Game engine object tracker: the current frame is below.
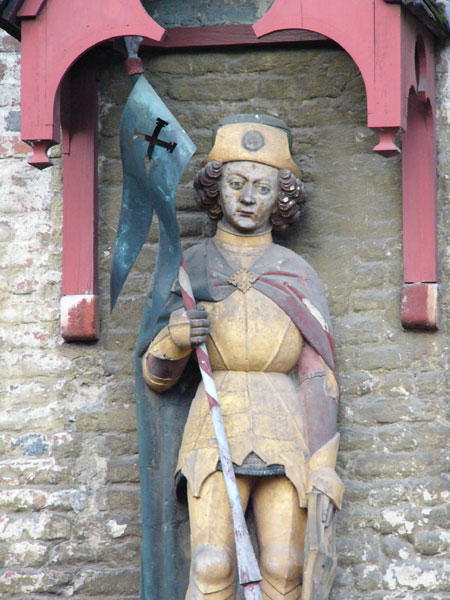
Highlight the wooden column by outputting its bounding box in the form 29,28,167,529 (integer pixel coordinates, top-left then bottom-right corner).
60,59,99,340
401,92,438,329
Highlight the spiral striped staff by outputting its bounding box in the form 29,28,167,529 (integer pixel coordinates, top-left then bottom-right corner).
178,255,263,599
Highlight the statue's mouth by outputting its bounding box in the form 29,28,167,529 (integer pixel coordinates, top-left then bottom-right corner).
238,210,254,217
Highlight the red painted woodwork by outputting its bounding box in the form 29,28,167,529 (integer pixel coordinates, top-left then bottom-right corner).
17,0,164,340
17,0,45,17
401,283,439,330
16,0,440,336
254,0,409,139
141,24,327,49
60,57,99,340
61,294,100,341
253,0,439,330
61,58,98,298
402,85,436,284
19,0,164,168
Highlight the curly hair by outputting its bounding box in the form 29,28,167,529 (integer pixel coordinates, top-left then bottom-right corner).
193,160,306,233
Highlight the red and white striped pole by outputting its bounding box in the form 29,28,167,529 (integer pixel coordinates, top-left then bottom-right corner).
178,255,263,600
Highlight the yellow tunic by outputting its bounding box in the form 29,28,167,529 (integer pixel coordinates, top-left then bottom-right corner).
174,227,310,506
144,226,344,509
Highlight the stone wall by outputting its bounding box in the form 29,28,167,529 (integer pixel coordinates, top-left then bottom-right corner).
0,25,449,600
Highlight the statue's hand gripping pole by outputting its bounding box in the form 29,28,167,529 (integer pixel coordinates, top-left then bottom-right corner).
178,256,263,600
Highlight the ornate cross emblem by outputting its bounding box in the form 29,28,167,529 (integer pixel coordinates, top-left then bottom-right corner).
228,269,259,293
134,117,177,160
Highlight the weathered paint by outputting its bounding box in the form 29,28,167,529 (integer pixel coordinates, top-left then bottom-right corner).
401,283,439,330
60,294,100,341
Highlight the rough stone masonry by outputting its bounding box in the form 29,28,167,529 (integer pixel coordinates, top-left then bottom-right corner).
0,15,449,600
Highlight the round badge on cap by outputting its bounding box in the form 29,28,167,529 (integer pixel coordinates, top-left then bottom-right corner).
242,130,265,152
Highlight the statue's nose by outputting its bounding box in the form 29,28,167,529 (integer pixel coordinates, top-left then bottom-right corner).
240,184,255,205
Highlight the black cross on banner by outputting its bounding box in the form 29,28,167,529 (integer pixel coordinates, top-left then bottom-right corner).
134,117,177,160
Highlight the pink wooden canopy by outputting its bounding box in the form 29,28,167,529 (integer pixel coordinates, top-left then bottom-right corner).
15,0,440,338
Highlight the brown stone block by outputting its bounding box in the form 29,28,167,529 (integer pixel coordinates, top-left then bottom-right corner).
107,486,141,512
353,563,383,592
99,105,124,138
0,460,74,486
5,540,49,567
227,49,317,74
100,77,134,106
339,426,377,453
336,508,379,533
339,480,372,504
100,541,140,567
337,533,379,567
98,133,120,159
0,569,72,594
413,530,450,556
427,505,450,529
149,52,225,76
48,540,99,565
259,76,309,101
76,405,136,434
100,351,136,377
40,515,73,541
168,77,258,102
100,433,138,457
351,452,431,481
355,345,411,371
381,534,414,559
99,157,123,186
99,380,136,406
347,397,406,425
73,567,139,595
107,455,140,484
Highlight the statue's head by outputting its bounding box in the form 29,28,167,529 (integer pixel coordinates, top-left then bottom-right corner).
194,114,306,234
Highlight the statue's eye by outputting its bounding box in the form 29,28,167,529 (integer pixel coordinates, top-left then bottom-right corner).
229,180,244,190
257,185,270,194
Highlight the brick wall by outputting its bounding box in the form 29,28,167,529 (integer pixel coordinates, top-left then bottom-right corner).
0,28,449,600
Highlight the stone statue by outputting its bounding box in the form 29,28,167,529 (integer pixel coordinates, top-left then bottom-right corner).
139,115,343,600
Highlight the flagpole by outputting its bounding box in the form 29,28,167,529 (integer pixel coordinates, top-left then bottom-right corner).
178,256,263,599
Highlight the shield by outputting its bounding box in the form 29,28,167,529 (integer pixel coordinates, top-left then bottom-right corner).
302,492,338,600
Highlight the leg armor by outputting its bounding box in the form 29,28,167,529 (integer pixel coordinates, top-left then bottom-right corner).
253,476,307,600
186,472,252,600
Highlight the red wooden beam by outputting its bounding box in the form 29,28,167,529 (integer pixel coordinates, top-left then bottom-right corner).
400,23,438,330
17,0,45,17
60,58,99,341
142,24,327,49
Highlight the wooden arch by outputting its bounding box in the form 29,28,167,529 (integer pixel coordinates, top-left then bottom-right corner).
254,0,439,331
15,0,440,339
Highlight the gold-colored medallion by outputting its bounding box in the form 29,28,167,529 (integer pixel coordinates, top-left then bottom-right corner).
228,269,259,293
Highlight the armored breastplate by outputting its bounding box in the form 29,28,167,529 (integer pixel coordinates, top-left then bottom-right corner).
204,286,304,372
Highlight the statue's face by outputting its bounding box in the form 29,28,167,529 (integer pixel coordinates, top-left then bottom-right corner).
219,161,279,235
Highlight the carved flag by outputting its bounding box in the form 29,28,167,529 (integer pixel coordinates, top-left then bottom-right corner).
110,75,196,341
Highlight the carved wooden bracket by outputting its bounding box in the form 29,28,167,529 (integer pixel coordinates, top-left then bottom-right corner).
17,0,164,340
254,0,439,330
16,0,440,339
